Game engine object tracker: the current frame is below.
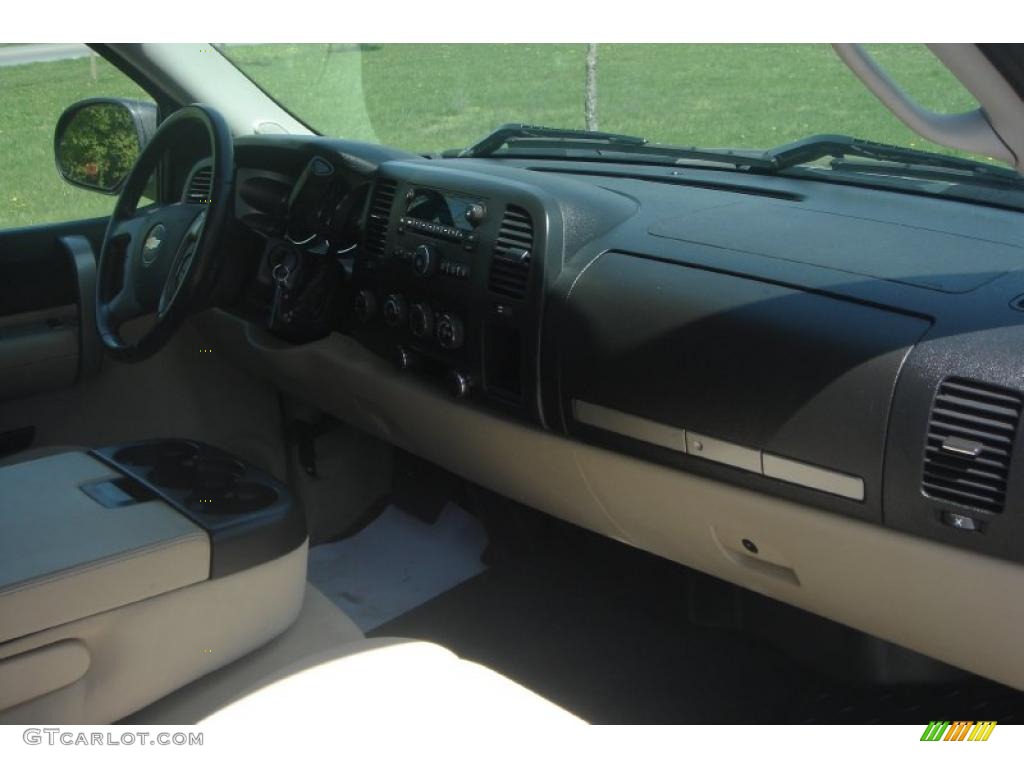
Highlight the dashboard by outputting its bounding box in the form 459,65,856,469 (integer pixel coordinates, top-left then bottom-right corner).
200,133,1024,571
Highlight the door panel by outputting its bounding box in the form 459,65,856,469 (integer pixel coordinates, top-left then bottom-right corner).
0,218,107,404
0,304,79,401
0,217,106,317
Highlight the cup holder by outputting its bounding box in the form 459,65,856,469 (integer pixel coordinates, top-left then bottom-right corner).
188,481,279,515
108,440,281,516
114,440,202,490
114,440,200,469
194,456,247,495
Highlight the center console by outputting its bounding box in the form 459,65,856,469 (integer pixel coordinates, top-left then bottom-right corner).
0,441,307,723
91,439,304,577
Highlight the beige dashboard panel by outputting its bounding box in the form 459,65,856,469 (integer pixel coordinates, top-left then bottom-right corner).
196,310,1024,690
195,310,626,542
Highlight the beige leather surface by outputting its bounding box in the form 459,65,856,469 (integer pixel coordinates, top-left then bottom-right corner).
0,451,209,644
0,640,90,711
200,639,582,726
0,541,308,724
126,583,364,724
196,308,1024,690
0,317,288,481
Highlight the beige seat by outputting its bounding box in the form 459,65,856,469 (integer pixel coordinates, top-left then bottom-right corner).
200,638,583,726
128,585,580,725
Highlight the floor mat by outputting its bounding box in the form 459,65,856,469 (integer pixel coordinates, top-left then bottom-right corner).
371,514,1024,724
307,502,487,632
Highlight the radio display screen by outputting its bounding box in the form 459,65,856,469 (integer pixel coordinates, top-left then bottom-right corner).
405,187,480,232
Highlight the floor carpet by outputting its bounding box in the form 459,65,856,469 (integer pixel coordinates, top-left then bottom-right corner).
370,512,1024,724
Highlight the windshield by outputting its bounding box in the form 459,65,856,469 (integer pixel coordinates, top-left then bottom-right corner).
218,43,1024,203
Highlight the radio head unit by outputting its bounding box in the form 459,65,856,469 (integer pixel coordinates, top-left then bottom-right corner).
405,187,486,233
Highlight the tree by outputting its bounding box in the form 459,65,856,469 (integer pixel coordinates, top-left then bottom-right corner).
585,44,599,131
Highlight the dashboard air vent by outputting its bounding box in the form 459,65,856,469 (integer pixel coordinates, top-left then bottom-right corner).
488,205,534,300
184,164,212,204
364,178,397,257
922,378,1022,514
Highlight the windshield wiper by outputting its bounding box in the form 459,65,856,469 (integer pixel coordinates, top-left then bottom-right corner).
763,134,1023,184
448,123,776,169
453,123,647,157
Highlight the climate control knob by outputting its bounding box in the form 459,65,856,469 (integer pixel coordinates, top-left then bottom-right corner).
382,293,407,327
436,312,465,350
412,244,439,278
353,290,377,323
409,302,435,339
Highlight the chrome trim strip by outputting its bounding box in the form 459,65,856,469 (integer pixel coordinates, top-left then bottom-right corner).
762,454,865,501
573,400,686,453
572,400,865,501
685,432,763,473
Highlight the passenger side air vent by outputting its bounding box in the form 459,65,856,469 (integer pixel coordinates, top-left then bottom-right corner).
364,178,397,257
922,378,1022,514
488,205,534,300
183,164,212,204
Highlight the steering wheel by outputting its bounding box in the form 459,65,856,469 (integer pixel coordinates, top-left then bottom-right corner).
96,104,234,362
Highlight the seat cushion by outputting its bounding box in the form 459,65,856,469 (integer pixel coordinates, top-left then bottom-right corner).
200,638,582,725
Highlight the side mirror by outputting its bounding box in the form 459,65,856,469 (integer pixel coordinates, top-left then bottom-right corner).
54,98,158,195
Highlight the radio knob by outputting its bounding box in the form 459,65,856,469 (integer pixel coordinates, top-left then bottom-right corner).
353,290,376,323
448,370,474,399
436,312,465,350
409,302,435,339
465,203,486,226
412,244,439,278
382,294,407,327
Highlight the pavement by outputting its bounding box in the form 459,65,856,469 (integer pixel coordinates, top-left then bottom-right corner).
0,43,92,68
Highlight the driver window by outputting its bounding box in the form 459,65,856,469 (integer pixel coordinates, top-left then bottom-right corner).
0,46,151,231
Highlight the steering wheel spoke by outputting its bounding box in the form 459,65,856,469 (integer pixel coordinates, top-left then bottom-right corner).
107,283,143,325
159,242,198,317
107,214,147,244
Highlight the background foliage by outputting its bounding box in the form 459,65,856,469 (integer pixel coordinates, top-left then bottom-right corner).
57,102,139,191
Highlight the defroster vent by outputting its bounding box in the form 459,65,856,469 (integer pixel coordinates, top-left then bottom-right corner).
364,178,397,257
488,205,534,300
922,378,1022,514
184,164,212,204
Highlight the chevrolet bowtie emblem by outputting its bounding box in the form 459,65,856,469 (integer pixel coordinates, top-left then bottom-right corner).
141,224,166,266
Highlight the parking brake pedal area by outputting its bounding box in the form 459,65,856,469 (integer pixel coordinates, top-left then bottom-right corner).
307,503,488,631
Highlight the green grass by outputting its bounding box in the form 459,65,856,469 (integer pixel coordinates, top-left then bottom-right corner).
224,43,979,153
0,44,989,231
0,53,146,229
